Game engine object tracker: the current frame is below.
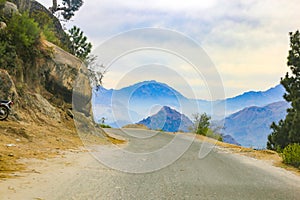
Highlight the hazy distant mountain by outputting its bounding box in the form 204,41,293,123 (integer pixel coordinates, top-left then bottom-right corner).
92,80,285,128
138,106,193,132
222,101,290,148
221,84,285,113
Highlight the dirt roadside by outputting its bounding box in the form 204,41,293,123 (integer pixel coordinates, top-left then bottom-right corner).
0,118,120,179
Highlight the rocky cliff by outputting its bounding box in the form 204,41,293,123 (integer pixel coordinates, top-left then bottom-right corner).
0,1,92,122
0,1,105,178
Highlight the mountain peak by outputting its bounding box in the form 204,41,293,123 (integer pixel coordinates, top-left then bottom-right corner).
138,106,193,132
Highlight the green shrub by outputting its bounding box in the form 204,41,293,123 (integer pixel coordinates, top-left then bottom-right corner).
206,129,223,141
282,143,300,168
99,124,111,128
7,12,40,50
30,11,61,46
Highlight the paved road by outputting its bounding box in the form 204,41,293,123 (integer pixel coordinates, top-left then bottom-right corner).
1,128,300,199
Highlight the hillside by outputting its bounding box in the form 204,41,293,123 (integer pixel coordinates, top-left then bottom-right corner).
0,1,107,178
138,106,193,132
222,101,290,148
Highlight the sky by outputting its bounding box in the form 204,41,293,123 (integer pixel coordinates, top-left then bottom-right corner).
38,0,300,100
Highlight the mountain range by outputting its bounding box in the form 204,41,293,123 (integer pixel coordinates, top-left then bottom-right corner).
92,80,287,148
221,101,290,148
93,80,285,126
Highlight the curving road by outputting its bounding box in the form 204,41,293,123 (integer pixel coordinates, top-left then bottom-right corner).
1,128,300,200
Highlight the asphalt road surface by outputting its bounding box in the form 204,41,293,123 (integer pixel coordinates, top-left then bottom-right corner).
1,128,300,200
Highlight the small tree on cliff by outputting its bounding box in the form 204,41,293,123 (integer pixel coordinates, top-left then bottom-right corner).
68,25,92,60
267,30,300,151
50,0,83,20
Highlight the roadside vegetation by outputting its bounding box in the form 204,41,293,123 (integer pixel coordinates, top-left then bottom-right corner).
122,124,149,129
190,113,223,141
98,124,112,128
267,30,300,169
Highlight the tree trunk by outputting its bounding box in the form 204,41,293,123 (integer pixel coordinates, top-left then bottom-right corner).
50,0,57,13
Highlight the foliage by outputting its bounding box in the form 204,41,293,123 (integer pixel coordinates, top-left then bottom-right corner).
0,32,18,75
99,124,111,128
267,30,300,151
30,11,61,46
192,113,211,136
282,143,300,168
7,12,40,49
0,0,5,6
68,26,92,60
50,0,83,20
0,12,42,79
86,55,106,90
206,129,223,141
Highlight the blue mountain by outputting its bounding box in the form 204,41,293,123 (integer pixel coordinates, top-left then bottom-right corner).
93,81,285,126
222,101,290,148
138,106,193,132
221,84,285,113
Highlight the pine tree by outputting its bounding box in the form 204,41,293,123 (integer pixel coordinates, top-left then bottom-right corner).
267,31,300,151
68,26,92,60
50,0,83,20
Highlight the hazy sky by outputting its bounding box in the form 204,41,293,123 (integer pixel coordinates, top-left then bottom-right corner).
38,0,300,99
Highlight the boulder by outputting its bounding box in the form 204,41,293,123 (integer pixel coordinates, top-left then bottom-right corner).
41,40,92,116
0,69,18,101
1,1,19,17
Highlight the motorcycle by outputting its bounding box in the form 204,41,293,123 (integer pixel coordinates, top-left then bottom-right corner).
0,100,13,121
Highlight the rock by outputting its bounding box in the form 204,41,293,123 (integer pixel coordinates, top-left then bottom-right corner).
6,144,17,147
0,69,18,101
67,109,74,118
1,1,19,17
0,21,6,29
41,40,92,116
27,93,61,121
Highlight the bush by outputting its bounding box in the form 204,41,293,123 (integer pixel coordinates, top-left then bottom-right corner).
192,113,211,136
206,129,223,141
7,12,40,49
30,11,61,46
282,143,300,168
99,124,111,128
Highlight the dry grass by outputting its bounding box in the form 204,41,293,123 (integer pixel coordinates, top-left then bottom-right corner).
122,124,149,130
0,117,116,179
